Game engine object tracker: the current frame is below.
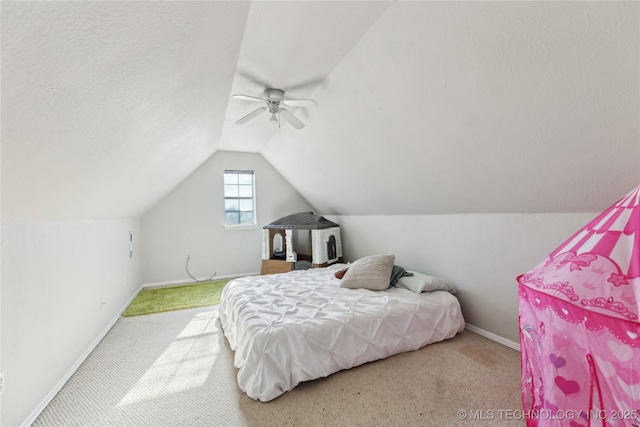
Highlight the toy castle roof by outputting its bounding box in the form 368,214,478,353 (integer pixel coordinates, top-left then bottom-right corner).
263,212,340,230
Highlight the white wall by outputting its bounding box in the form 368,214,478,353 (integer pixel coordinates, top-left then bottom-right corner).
328,212,597,343
1,219,142,427
0,117,3,424
142,151,316,284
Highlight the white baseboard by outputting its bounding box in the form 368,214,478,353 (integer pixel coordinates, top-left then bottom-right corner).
142,272,259,289
464,323,521,352
20,289,140,427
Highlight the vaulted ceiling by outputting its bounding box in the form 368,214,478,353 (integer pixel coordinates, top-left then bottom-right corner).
2,1,638,221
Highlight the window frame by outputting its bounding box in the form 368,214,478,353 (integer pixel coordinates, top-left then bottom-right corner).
223,169,257,230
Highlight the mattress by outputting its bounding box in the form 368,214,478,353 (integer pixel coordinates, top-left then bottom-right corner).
218,264,465,401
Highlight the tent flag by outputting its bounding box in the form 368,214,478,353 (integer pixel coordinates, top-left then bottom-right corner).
518,185,640,427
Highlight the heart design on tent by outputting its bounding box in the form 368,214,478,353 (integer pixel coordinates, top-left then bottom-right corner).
613,363,639,386
549,353,566,368
599,359,616,378
555,375,580,395
617,377,636,396
607,339,634,362
627,331,638,340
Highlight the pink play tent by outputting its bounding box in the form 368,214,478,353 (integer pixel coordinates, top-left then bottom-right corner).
518,185,640,427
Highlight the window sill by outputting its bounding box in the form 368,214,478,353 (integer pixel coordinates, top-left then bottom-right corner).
224,224,258,231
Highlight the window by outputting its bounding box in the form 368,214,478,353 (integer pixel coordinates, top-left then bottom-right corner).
224,170,256,227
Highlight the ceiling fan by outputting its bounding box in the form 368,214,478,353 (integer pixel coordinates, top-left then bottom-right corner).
232,88,317,129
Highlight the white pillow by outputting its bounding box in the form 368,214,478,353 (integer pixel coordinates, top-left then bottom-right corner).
340,254,395,291
396,272,457,294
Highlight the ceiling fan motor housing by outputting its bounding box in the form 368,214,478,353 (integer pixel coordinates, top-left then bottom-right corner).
265,88,284,102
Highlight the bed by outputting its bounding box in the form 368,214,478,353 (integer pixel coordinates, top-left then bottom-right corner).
218,263,465,401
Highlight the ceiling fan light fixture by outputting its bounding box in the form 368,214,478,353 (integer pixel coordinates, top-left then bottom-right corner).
269,112,278,122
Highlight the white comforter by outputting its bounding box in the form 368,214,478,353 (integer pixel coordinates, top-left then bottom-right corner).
219,264,465,401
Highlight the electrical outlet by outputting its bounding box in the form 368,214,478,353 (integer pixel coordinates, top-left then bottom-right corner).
128,232,133,259
0,370,5,395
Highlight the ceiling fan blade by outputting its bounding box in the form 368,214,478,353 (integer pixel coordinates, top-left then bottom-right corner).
238,70,272,88
282,99,318,107
279,108,305,129
232,94,267,103
285,76,325,92
236,107,267,125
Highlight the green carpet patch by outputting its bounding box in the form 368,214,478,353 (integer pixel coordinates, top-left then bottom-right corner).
123,279,230,317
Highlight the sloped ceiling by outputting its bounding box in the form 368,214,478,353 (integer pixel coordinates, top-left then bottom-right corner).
2,1,251,220
2,1,639,221
261,1,640,215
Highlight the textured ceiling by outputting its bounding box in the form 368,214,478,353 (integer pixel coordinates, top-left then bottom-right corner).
2,1,639,220
2,1,251,220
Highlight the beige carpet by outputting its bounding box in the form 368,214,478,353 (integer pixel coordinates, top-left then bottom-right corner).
33,305,524,426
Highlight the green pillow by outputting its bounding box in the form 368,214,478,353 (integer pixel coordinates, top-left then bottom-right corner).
389,265,413,287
